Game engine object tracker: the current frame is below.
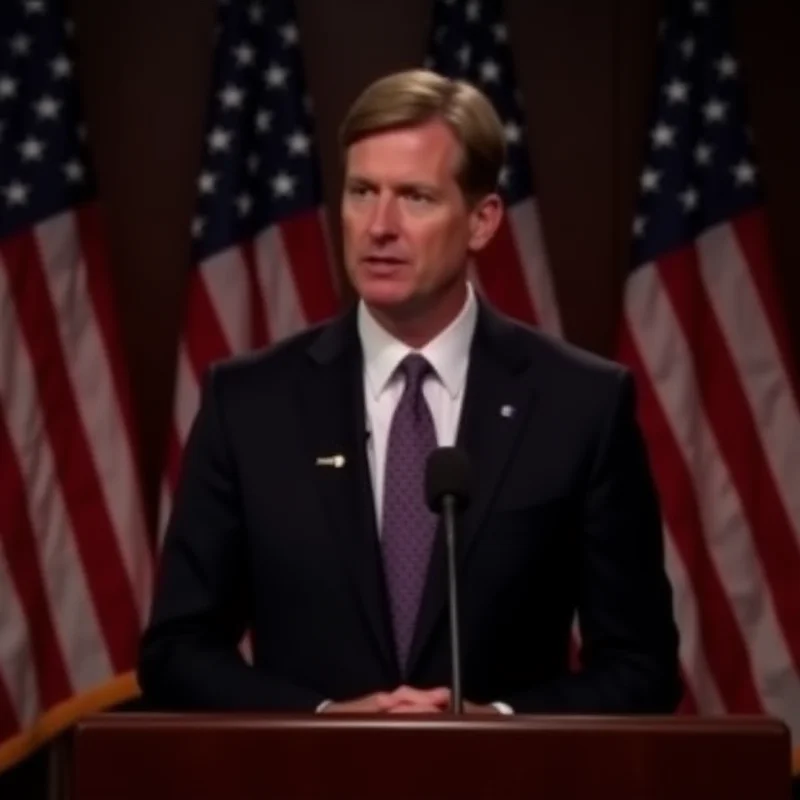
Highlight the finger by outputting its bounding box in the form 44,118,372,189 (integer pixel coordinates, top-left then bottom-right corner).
370,692,391,710
375,691,409,711
425,687,451,706
390,686,450,707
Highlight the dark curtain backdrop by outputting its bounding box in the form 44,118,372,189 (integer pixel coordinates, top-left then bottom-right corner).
3,0,800,795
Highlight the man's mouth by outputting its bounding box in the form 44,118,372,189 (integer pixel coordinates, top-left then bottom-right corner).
362,255,407,264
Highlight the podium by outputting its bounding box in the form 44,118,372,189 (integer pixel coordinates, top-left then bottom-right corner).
67,713,790,799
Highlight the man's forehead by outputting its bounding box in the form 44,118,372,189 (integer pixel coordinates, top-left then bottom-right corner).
345,121,462,176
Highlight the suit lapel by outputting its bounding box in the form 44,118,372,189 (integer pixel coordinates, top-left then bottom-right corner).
297,310,398,679
407,305,538,675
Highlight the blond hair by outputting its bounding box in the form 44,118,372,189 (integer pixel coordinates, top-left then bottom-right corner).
339,69,506,201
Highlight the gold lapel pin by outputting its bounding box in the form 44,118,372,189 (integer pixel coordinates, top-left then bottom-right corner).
315,454,346,468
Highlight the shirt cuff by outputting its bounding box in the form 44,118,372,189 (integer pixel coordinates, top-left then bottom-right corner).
491,701,514,715
316,699,332,713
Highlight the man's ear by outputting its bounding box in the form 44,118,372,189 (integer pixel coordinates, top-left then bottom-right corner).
467,193,504,253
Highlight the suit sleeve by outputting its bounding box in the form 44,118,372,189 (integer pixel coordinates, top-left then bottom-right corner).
137,366,326,711
501,371,682,713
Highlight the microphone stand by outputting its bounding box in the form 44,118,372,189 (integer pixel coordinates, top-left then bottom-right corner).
442,494,463,714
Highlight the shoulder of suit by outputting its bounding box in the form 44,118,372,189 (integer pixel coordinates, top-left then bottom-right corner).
203,313,344,390
488,309,629,387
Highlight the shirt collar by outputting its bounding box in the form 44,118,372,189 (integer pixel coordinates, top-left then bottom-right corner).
358,283,478,401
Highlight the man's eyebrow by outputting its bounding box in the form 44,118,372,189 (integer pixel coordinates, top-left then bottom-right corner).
343,176,442,195
395,181,439,193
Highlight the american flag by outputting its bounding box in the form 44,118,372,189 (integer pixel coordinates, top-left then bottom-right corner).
425,0,560,334
0,0,153,771
617,0,800,741
161,0,339,531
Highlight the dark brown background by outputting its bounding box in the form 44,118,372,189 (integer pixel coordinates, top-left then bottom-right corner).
3,0,800,795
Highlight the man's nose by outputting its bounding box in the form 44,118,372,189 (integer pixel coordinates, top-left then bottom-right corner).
367,194,399,240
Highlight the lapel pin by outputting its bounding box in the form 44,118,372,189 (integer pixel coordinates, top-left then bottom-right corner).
316,454,346,468
500,404,515,419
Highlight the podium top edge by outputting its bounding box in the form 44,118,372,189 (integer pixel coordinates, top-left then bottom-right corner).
74,712,789,738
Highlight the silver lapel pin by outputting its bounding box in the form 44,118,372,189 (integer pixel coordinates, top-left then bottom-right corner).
500,404,515,419
315,454,346,468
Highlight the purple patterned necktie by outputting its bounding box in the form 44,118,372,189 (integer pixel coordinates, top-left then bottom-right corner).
381,353,439,672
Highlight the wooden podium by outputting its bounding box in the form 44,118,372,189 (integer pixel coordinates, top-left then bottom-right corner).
67,713,790,799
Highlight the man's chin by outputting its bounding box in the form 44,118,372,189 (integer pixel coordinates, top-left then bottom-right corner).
358,283,415,312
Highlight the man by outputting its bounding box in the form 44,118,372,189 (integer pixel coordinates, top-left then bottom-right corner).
138,69,681,715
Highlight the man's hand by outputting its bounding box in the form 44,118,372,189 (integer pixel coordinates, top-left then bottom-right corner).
384,692,502,714
384,686,450,713
321,686,450,714
320,688,503,714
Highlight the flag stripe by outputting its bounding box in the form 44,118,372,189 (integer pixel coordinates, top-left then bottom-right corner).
662,525,725,714
174,347,202,447
0,625,21,737
75,203,152,580
626,259,800,726
698,222,800,546
0,409,67,714
74,204,143,476
241,239,270,346
277,208,338,323
0,546,24,734
35,212,152,623
255,225,309,343
0,248,113,705
167,270,236,537
506,199,561,335
0,230,139,674
162,346,202,537
619,307,763,711
184,270,235,382
165,423,185,497
473,215,538,323
733,210,800,403
199,249,256,356
661,243,800,675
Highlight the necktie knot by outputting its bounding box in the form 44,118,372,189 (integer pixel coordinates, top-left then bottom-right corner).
398,353,432,395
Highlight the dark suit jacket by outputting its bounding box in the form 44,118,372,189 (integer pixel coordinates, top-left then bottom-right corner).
138,302,681,713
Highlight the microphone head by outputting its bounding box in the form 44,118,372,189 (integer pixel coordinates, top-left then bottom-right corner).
425,447,471,513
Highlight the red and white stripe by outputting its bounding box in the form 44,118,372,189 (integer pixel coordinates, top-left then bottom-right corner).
160,210,338,538
471,197,561,335
0,204,153,761
619,209,800,741
662,526,726,715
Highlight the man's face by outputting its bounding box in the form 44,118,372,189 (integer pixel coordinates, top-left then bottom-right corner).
341,118,499,317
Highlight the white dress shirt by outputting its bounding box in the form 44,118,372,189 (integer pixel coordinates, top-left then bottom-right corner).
358,284,477,529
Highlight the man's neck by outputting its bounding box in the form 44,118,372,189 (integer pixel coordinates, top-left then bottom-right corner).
365,282,469,350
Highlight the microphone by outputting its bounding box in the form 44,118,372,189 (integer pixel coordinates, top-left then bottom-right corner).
425,446,471,714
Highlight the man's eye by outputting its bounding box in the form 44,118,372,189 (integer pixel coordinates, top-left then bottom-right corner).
405,191,432,204
347,185,371,197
